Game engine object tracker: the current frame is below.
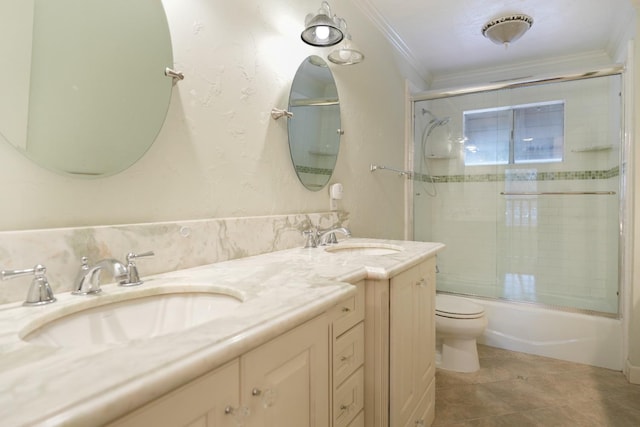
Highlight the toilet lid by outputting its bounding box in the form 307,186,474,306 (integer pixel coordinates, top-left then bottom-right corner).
436,294,485,319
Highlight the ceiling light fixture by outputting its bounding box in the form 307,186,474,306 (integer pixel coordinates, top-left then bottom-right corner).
301,1,344,47
328,18,365,65
482,14,533,48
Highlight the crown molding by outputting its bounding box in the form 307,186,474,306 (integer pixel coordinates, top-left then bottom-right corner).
351,0,634,90
351,0,432,86
606,2,636,63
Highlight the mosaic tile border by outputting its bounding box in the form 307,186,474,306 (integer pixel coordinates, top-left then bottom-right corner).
295,165,333,176
414,166,619,183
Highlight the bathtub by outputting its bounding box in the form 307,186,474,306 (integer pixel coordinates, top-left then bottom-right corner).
464,297,624,370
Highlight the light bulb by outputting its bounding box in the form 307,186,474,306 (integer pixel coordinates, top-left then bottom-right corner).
315,25,330,40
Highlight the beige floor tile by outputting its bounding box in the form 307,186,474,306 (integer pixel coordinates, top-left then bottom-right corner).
568,399,640,426
435,345,640,427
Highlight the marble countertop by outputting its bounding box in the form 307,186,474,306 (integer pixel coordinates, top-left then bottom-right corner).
0,238,444,426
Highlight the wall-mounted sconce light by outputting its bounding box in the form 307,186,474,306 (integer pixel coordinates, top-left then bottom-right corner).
301,1,344,47
328,18,364,65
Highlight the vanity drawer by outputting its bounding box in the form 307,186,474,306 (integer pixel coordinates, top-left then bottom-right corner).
332,281,364,337
333,322,364,386
333,367,364,427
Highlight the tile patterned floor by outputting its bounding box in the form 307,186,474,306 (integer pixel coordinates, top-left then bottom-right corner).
434,345,640,426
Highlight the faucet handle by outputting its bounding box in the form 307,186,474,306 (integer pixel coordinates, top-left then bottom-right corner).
128,251,155,260
120,251,155,287
325,232,337,244
1,264,56,306
302,229,318,248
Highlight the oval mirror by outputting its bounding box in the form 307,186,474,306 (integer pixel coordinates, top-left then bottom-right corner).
288,55,341,191
0,0,174,177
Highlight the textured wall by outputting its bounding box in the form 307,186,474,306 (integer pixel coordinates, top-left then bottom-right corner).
0,0,415,239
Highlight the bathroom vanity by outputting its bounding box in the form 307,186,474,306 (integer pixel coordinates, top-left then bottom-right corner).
109,281,366,427
365,257,436,427
110,312,332,427
0,238,443,426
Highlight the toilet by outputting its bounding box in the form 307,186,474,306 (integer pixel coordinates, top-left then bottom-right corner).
435,294,488,373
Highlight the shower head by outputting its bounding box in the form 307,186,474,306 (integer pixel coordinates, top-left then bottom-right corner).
436,116,450,126
421,108,450,126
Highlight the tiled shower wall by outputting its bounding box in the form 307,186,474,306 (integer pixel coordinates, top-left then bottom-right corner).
419,176,619,313
414,74,621,314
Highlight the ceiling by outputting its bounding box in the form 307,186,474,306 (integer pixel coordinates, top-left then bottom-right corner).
355,0,635,86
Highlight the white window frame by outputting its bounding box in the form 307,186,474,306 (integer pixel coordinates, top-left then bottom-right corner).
463,100,565,166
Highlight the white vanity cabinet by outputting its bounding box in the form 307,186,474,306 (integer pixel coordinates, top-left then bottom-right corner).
0,238,444,427
109,312,330,427
329,280,365,427
364,257,436,427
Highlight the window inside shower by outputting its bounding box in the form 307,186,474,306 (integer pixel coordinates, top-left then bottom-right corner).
464,101,565,166
413,74,622,315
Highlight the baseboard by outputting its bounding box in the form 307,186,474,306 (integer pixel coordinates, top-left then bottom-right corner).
625,359,640,384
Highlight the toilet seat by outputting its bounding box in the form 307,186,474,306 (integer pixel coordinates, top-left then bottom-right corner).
436,294,484,319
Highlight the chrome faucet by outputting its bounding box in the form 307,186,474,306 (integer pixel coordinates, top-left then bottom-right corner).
303,227,351,248
72,257,128,295
73,251,155,295
318,227,351,245
1,264,56,306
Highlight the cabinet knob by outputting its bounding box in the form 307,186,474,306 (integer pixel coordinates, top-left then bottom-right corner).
224,405,249,415
416,278,426,287
252,387,277,408
340,402,354,414
341,306,351,312
224,406,250,426
415,419,426,426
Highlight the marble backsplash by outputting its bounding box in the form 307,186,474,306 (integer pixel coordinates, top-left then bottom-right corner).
0,211,349,305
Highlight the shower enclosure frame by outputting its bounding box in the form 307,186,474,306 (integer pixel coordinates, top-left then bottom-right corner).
407,64,629,315
405,65,632,370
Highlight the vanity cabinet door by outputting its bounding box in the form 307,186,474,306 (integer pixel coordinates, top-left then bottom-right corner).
108,359,240,427
389,258,436,427
242,313,330,427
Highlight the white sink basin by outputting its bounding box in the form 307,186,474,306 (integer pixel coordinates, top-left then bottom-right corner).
324,243,404,256
22,291,242,347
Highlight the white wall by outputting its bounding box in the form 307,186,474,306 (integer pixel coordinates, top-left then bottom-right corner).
0,0,32,151
0,0,417,239
629,0,640,382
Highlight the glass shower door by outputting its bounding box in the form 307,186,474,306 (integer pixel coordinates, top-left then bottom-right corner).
413,73,622,315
